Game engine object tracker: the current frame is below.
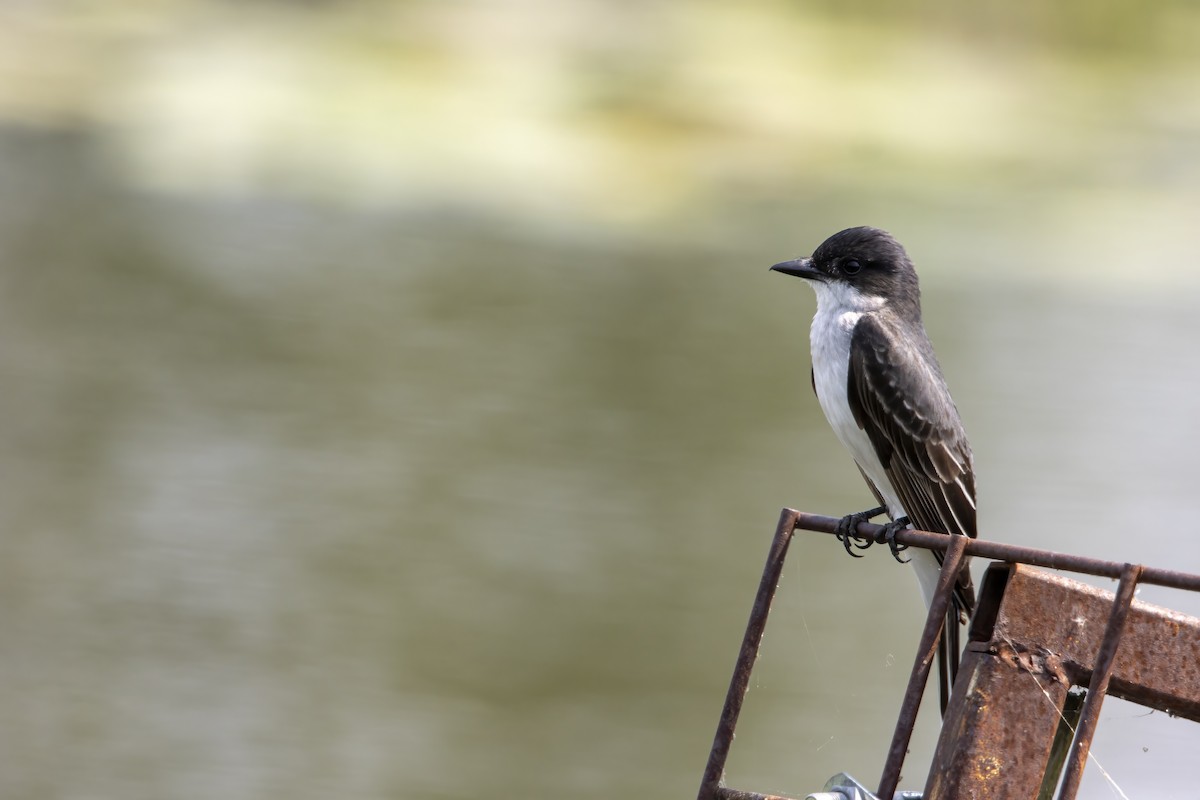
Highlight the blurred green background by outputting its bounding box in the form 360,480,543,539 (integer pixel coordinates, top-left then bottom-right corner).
2,1,1199,798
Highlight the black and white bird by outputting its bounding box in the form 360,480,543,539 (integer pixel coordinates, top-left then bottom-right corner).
771,226,976,708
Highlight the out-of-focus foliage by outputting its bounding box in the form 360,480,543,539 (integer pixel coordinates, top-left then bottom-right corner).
1,0,1198,261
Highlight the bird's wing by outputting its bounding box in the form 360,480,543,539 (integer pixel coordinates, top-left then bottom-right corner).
846,313,977,541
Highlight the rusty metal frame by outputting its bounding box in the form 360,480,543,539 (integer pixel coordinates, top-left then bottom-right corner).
1054,562,1142,799
696,509,1200,800
876,534,967,800
697,508,800,800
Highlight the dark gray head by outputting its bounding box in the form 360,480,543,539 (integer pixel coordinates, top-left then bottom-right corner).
770,226,922,318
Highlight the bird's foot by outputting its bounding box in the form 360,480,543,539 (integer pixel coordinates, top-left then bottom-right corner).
874,516,912,563
834,506,886,558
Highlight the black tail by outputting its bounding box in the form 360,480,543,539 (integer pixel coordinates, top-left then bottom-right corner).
937,596,965,714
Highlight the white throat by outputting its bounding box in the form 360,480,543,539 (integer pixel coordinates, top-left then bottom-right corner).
807,281,887,383
811,279,887,320
805,279,898,507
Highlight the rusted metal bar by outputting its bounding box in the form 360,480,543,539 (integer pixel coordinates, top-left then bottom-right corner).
925,645,1071,799
987,564,1200,721
924,576,1074,798
925,561,1200,797
711,788,798,800
1056,563,1144,800
876,534,967,800
697,509,799,800
1037,690,1085,800
792,511,1200,592
698,511,1200,800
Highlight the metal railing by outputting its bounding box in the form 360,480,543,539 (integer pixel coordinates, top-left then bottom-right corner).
696,509,1200,800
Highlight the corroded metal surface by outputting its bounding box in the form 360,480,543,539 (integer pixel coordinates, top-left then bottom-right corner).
924,646,1070,799
698,510,1200,800
713,789,800,800
990,564,1200,721
794,512,1200,592
927,561,1200,799
1056,564,1143,799
877,534,967,800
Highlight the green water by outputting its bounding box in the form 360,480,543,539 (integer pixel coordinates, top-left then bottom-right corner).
1,130,1197,799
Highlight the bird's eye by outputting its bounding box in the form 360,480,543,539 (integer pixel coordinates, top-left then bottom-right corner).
842,259,862,275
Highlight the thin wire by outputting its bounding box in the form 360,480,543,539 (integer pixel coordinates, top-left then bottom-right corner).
995,631,1131,800
797,592,844,733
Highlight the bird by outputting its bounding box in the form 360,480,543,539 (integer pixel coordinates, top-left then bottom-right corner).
770,226,976,711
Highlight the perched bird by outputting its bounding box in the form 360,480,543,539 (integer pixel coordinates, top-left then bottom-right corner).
771,226,976,709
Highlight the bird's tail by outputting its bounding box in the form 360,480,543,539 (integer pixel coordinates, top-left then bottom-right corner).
915,545,975,714
938,597,965,714
938,569,974,714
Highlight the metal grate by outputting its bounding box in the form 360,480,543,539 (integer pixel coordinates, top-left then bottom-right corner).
696,509,1200,800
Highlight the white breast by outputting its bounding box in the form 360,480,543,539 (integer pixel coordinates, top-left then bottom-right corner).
808,282,906,520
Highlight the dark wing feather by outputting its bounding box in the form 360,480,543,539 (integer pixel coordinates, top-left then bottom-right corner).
847,313,977,609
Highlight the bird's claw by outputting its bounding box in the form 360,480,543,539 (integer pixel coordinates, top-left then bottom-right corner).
874,516,912,563
834,506,886,558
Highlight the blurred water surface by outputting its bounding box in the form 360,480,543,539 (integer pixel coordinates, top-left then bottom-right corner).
1,129,1198,799
1,2,1200,799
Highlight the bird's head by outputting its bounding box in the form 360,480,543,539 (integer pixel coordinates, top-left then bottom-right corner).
770,226,921,315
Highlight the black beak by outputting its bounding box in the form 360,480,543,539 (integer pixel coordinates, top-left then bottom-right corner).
769,257,823,281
